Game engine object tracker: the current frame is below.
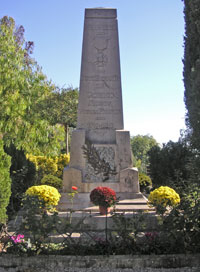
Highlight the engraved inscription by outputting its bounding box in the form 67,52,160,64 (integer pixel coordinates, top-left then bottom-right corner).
80,109,121,114
87,24,116,31
86,122,113,129
88,100,112,107
88,92,119,99
81,75,119,82
96,117,106,121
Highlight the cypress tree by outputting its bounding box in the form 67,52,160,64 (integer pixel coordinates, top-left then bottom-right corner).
183,0,200,149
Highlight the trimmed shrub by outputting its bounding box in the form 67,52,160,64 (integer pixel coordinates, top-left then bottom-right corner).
41,174,62,189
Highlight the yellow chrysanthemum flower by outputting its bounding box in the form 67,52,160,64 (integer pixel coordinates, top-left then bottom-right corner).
148,186,180,210
26,185,61,207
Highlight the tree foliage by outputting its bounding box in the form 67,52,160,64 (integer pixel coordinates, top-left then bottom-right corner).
148,139,193,190
0,139,11,223
0,16,62,155
130,134,158,174
0,16,63,221
39,87,79,153
183,0,200,150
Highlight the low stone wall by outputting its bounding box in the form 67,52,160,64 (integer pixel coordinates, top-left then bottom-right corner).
0,254,200,272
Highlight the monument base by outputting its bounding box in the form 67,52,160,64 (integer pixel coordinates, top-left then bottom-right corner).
63,167,139,193
57,191,147,211
61,128,141,210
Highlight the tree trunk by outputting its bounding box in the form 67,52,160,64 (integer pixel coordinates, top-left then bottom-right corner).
65,124,69,154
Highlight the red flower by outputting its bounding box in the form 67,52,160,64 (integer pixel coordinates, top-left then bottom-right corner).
90,186,117,207
72,186,78,191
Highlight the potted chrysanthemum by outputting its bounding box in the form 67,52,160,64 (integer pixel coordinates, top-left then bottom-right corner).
25,185,61,213
90,186,117,215
148,186,180,215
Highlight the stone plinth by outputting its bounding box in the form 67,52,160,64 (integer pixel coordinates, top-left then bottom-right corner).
61,8,140,210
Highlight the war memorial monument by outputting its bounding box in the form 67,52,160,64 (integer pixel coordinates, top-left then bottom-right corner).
60,8,146,210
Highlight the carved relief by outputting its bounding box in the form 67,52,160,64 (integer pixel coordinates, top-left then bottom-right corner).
93,37,109,68
84,145,117,182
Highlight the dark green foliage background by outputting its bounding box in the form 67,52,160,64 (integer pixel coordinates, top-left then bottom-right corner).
0,140,11,223
183,0,200,150
4,145,36,218
148,139,193,190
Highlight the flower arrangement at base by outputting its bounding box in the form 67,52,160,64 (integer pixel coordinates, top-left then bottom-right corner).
90,186,117,214
25,185,61,210
148,186,180,215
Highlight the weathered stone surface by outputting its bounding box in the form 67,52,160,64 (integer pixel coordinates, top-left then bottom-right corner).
0,254,200,272
62,8,140,206
63,167,82,192
58,192,148,211
120,168,140,193
77,8,123,130
116,130,133,170
68,129,86,169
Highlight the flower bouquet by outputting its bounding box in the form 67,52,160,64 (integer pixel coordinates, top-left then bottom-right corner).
90,186,117,215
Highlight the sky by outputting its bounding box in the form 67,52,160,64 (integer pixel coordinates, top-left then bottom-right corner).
1,0,186,145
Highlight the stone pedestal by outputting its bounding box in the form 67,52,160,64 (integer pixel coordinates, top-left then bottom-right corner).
60,8,140,210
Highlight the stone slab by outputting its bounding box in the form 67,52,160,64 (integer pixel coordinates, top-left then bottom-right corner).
84,205,154,212
119,167,140,193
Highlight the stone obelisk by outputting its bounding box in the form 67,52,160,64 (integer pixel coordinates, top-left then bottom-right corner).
62,8,140,209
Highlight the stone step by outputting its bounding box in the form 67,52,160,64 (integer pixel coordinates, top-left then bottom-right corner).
83,204,153,212
117,197,148,204
58,193,151,211
58,193,149,211
57,194,153,213
57,203,153,212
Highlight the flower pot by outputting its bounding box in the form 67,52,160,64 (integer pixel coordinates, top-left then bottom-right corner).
99,206,110,215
